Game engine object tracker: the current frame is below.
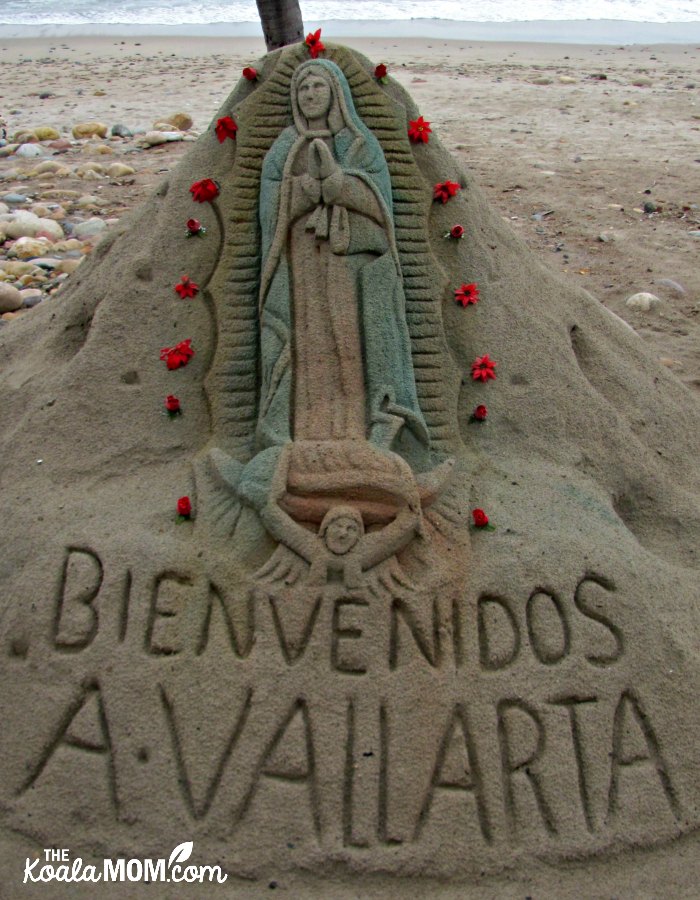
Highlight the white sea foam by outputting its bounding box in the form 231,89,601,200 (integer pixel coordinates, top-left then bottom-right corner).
0,0,698,26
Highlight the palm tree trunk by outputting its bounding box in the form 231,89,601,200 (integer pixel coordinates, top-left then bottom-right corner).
255,0,304,51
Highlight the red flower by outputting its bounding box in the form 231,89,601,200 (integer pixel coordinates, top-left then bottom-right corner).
454,282,480,307
242,66,258,81
471,354,497,382
174,275,199,299
375,63,388,80
472,508,489,528
189,178,219,203
305,29,325,59
185,217,204,236
160,338,195,370
177,496,192,518
165,394,181,413
449,224,465,239
408,116,431,144
473,404,488,421
434,180,460,204
215,116,238,143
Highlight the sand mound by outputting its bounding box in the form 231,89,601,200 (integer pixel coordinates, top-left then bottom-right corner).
1,43,698,896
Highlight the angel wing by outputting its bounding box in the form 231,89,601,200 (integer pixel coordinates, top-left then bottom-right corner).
253,543,309,587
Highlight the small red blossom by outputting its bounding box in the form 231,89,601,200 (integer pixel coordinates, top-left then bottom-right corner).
408,115,432,144
175,275,199,299
473,404,488,421
165,394,181,414
189,178,219,203
242,66,258,81
434,180,460,204
454,282,480,307
215,116,238,143
185,217,205,236
472,508,489,528
471,354,497,382
177,496,192,518
447,224,465,239
305,29,325,59
375,63,388,81
160,338,195,370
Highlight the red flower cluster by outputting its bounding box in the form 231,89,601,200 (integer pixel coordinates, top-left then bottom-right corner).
215,116,238,143
185,217,205,236
306,29,325,59
408,116,431,144
375,63,388,81
160,339,195,370
447,224,465,239
472,508,489,528
242,66,258,81
454,282,480,307
434,180,460,204
471,354,497,382
473,404,488,421
165,394,181,414
189,178,219,203
174,275,199,299
177,496,192,518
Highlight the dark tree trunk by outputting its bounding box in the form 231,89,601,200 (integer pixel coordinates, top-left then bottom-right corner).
255,0,305,51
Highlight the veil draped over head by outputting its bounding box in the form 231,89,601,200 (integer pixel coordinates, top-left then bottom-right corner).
237,57,430,514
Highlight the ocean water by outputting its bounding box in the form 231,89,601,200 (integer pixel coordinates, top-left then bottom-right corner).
0,0,698,26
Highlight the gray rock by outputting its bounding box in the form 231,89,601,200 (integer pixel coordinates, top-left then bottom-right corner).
2,193,28,204
110,124,133,138
31,257,61,270
21,291,44,308
2,211,41,239
72,217,107,241
0,282,23,312
688,231,700,239
657,278,686,295
625,291,662,312
15,143,44,159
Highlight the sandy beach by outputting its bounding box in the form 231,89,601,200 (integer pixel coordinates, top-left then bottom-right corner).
1,34,699,392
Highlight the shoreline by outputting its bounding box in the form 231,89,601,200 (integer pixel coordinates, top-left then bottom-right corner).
1,18,700,45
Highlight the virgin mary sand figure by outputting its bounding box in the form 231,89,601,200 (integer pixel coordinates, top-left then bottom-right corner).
256,58,429,455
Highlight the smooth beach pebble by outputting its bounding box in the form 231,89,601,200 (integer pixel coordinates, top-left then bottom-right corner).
72,122,109,139
0,260,39,277
20,290,44,308
8,236,54,258
73,218,107,241
110,124,133,138
657,278,686,295
0,283,23,313
141,131,169,146
58,258,83,274
107,162,136,178
15,143,45,159
33,126,60,141
76,164,106,179
2,212,42,239
30,160,68,175
625,291,662,312
161,112,193,131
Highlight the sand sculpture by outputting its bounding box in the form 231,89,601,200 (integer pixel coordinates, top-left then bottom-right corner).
1,41,699,893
